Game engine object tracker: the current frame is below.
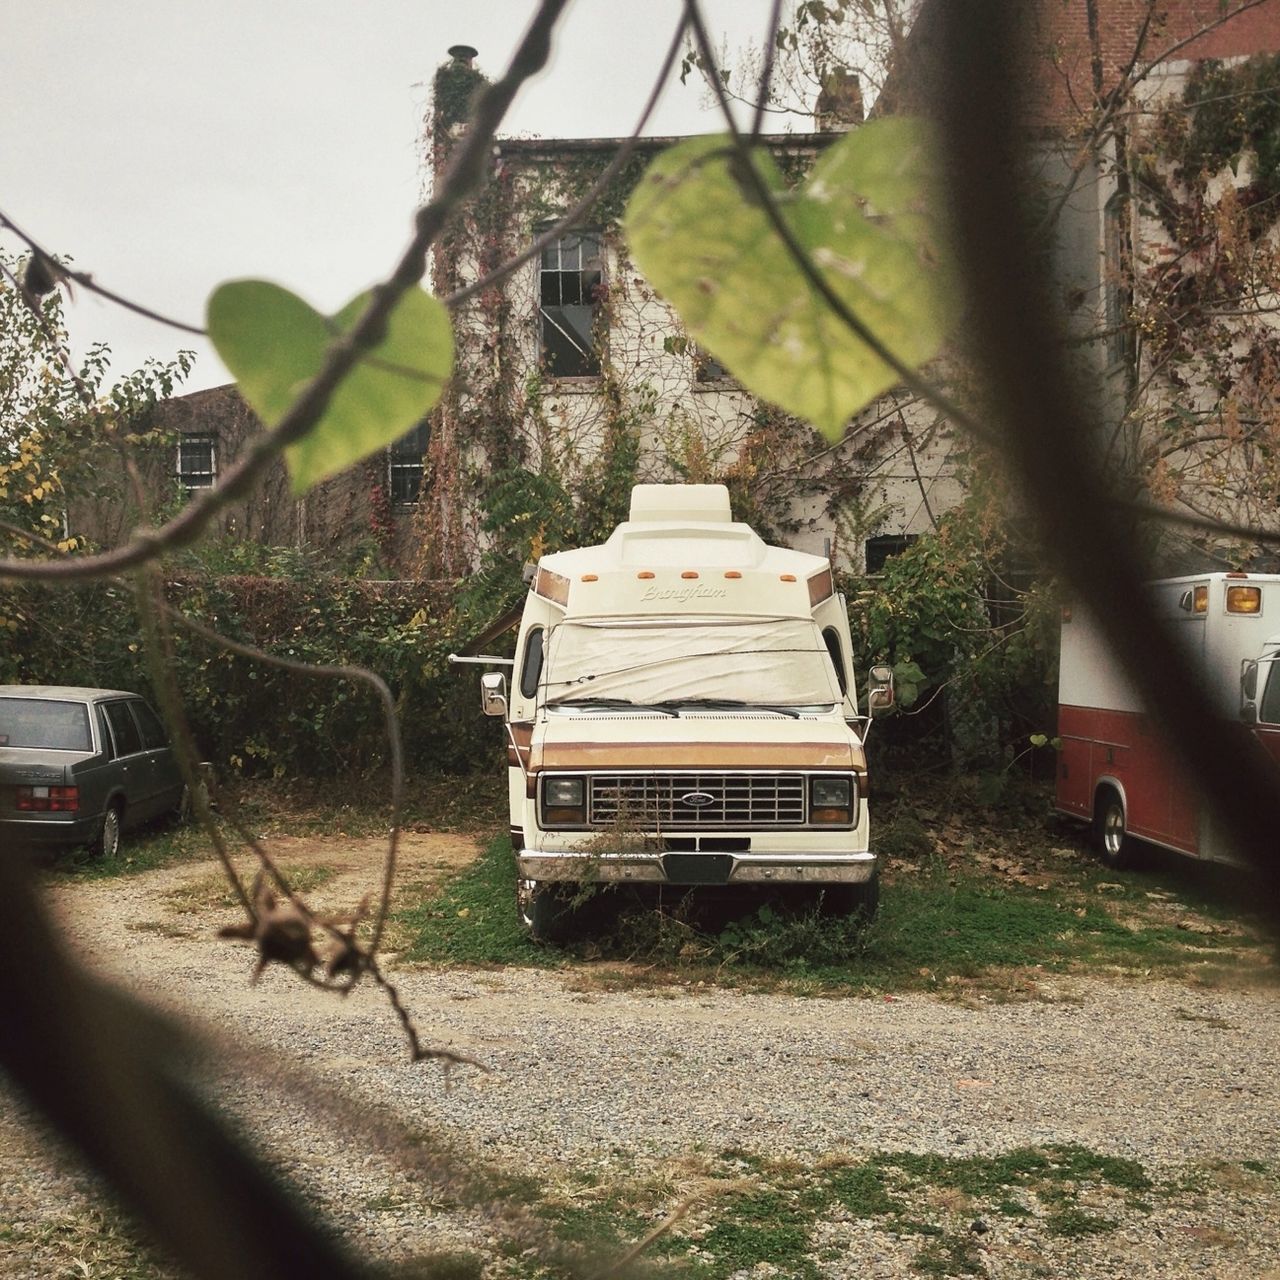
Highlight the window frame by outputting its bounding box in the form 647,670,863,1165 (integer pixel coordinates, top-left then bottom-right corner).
176,433,217,491
537,227,604,380
865,534,918,576
387,422,430,507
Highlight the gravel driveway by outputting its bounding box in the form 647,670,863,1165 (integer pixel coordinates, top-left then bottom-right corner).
4,835,1280,1279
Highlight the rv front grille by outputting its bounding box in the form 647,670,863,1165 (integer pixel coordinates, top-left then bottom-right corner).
588,773,807,829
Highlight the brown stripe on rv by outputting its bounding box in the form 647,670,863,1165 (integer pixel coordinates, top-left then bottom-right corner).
507,722,533,767
533,741,864,770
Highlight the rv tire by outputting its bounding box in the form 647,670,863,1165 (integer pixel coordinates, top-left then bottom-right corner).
517,878,579,945
1093,789,1138,870
818,872,880,923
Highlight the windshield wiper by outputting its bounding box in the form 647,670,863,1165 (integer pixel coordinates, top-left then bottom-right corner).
653,698,803,719
549,697,679,716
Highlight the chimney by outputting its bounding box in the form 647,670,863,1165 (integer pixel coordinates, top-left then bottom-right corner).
814,69,864,132
448,44,478,69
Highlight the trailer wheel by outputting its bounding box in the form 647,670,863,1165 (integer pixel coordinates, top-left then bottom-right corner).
1093,790,1137,870
516,878,579,945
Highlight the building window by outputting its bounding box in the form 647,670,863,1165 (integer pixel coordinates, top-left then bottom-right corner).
865,534,918,574
1103,194,1131,367
388,422,429,506
694,344,730,383
177,435,216,490
539,230,603,377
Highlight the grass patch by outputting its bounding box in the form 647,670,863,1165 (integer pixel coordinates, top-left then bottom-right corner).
0,1206,172,1279
163,862,338,914
396,836,553,968
491,1143,1164,1279
55,821,210,881
396,832,1266,995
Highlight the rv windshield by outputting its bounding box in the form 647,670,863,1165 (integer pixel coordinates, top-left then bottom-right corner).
541,617,842,709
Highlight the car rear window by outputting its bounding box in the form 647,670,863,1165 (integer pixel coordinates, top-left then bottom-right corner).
0,698,93,751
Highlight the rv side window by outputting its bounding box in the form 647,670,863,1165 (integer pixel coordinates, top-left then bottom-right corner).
822,627,849,697
519,627,546,699
1261,662,1280,726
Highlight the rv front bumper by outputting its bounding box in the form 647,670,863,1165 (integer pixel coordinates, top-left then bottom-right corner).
517,847,877,886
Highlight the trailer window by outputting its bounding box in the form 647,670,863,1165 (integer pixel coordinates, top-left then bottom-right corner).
1261,662,1280,725
822,627,848,696
519,627,546,699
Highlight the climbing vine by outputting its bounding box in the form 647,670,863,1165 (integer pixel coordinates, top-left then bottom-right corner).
1126,53,1280,564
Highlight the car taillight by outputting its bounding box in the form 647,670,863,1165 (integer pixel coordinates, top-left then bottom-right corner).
16,785,79,812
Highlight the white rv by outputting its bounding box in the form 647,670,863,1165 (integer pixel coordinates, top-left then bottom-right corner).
1057,572,1280,866
458,484,893,940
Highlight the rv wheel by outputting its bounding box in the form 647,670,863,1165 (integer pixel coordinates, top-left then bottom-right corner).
1093,790,1137,870
818,873,880,923
516,878,579,945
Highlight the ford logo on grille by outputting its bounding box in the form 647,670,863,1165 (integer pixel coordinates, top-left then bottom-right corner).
679,791,715,808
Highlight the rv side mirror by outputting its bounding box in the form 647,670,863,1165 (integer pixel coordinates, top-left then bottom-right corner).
867,664,895,715
1241,659,1259,723
480,671,508,718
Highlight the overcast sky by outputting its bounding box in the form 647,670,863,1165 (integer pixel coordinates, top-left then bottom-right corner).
0,0,783,393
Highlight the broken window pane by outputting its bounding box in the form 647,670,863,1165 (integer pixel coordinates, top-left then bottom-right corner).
539,230,602,377
865,533,918,575
694,345,730,383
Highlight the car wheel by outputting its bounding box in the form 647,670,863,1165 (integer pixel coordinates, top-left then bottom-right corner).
819,872,880,923
516,878,579,945
94,802,123,860
1093,789,1137,869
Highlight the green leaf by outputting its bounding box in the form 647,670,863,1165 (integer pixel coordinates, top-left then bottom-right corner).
1029,733,1049,748
624,119,953,439
207,281,453,494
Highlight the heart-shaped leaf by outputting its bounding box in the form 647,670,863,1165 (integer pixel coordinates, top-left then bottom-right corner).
624,118,953,440
207,281,453,494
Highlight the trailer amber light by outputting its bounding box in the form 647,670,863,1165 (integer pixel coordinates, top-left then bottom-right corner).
581,573,598,582
637,571,655,580
681,571,699,579
534,567,570,606
544,806,585,825
1227,586,1262,614
724,570,742,579
780,573,797,583
1193,585,1208,613
811,807,852,824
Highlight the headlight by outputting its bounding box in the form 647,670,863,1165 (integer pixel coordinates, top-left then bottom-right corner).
541,775,587,827
810,775,855,824
810,777,852,808
545,777,585,807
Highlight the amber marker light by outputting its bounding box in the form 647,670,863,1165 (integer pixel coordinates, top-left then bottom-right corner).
1227,586,1262,614
724,570,742,579
581,574,598,582
637,571,655,580
681,571,699,579
780,573,797,583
